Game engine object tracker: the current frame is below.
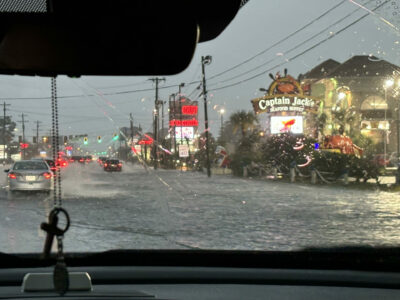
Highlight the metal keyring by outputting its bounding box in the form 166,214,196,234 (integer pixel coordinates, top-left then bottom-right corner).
49,207,70,233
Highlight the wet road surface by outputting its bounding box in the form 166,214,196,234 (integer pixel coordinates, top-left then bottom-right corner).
1,162,400,253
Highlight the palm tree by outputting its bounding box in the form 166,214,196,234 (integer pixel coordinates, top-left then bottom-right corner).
229,110,258,139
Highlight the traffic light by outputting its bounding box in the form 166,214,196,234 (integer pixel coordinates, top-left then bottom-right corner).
97,136,102,143
63,136,68,144
83,137,88,145
112,133,119,141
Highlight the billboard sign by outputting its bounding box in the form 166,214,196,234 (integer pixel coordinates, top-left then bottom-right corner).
251,72,321,114
270,116,303,134
175,127,194,139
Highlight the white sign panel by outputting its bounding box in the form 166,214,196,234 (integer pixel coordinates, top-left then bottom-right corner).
175,127,194,139
270,116,303,134
134,145,141,153
179,144,189,158
11,153,21,161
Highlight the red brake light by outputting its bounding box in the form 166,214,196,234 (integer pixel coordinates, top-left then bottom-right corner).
118,163,122,167
104,163,108,167
8,173,17,179
43,172,52,180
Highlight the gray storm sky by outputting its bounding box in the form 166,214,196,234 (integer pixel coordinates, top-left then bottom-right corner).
0,0,399,152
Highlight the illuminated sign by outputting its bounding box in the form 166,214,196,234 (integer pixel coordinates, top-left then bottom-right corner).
138,134,153,145
182,105,198,115
175,127,194,139
255,96,318,113
170,119,199,127
251,71,321,114
270,116,303,134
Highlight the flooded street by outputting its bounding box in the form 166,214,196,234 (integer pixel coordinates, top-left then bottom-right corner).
1,163,400,253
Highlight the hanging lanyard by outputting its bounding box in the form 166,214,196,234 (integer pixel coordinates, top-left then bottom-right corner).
40,77,71,295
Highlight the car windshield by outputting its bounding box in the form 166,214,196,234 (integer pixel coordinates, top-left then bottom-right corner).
1,1,400,254
13,161,48,171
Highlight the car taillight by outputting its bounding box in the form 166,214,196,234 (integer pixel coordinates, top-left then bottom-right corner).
118,163,122,167
62,162,67,167
104,163,108,167
42,172,52,179
8,173,17,179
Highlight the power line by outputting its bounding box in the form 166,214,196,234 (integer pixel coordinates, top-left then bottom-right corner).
91,79,150,89
206,0,348,81
208,0,375,87
0,82,198,101
210,0,389,92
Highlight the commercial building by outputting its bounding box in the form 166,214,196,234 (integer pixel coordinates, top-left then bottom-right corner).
252,55,400,156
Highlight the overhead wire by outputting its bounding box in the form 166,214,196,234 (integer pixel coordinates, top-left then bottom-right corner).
206,0,348,81
209,0,390,92
207,0,375,87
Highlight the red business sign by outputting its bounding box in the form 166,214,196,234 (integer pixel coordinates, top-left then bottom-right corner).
169,119,199,127
138,134,154,145
182,105,198,115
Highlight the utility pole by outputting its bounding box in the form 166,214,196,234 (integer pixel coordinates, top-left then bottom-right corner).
201,56,212,177
2,102,10,163
149,77,165,169
18,113,28,160
161,101,165,139
35,121,41,145
178,83,185,171
130,113,134,145
169,94,177,155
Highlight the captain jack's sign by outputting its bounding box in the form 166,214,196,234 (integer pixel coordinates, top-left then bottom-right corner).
254,95,318,113
251,70,321,114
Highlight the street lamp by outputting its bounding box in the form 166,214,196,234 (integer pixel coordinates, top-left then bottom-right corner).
338,92,346,100
201,55,212,177
219,108,225,135
259,88,268,93
385,79,394,89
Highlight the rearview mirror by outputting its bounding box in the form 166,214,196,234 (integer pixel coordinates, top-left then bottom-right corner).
0,0,241,76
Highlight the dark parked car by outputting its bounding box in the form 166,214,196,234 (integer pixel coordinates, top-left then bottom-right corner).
104,159,122,172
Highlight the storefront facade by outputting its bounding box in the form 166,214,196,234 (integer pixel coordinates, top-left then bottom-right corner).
298,55,400,155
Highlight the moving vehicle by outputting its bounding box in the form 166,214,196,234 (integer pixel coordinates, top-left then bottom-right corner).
5,160,52,193
104,159,122,172
69,156,82,163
